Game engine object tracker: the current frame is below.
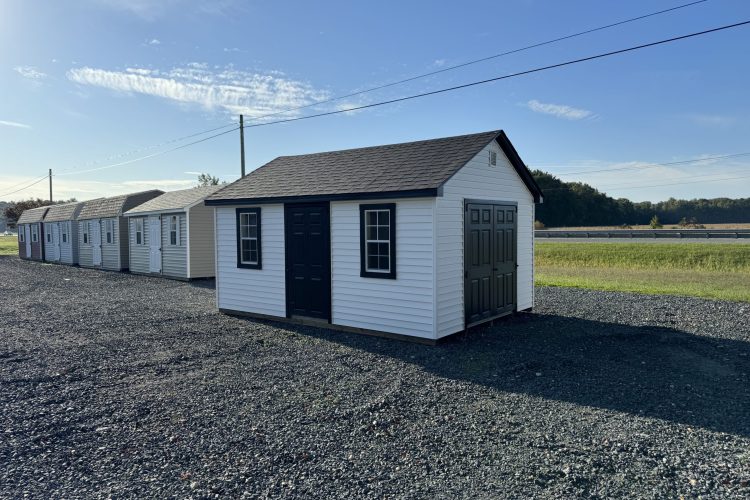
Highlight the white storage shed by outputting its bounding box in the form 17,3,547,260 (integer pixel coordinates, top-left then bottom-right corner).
77,190,163,271
205,130,543,343
124,185,221,280
42,202,85,265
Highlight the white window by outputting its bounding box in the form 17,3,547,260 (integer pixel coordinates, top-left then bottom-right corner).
237,208,260,268
18,228,25,242
46,227,52,243
82,222,89,245
169,215,180,246
489,150,497,166
105,220,114,244
31,225,38,243
135,218,144,245
360,204,396,279
61,223,68,243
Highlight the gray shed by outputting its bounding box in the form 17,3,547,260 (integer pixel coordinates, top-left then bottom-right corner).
42,201,85,265
77,190,163,271
124,185,221,280
17,206,49,261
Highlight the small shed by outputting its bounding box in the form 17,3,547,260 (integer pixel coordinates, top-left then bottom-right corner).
124,185,221,280
17,206,50,261
42,201,85,265
205,130,543,342
77,190,163,271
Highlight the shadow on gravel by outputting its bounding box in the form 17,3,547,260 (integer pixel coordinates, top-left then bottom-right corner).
252,313,750,438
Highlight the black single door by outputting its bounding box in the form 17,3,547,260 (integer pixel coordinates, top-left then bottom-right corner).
285,203,331,320
465,201,517,325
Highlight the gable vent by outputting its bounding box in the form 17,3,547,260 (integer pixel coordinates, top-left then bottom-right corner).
489,150,497,166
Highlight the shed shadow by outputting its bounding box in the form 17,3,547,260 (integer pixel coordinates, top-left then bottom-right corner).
240,312,750,437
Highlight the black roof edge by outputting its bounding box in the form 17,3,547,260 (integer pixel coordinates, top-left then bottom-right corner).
494,131,544,203
205,188,439,206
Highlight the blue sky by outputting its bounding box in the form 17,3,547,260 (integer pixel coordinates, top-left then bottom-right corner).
1,0,749,203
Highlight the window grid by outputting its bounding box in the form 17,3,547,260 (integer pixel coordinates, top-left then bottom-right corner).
62,223,68,244
105,220,113,244
82,222,89,245
135,219,144,245
364,210,391,273
31,225,38,243
169,216,179,246
239,212,258,264
18,228,25,242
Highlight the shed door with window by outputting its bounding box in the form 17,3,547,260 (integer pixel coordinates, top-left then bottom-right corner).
91,220,102,266
149,215,162,273
24,226,31,257
464,201,517,325
284,203,331,320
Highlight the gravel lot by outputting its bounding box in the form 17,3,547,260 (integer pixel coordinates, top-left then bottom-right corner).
1,257,749,498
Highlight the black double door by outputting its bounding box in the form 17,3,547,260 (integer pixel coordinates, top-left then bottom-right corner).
464,202,517,325
285,203,331,320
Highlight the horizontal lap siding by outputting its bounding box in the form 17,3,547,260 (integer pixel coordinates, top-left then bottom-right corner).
60,222,75,265
78,221,93,267
331,198,435,340
216,205,286,317
128,217,150,274
162,213,187,279
101,218,122,270
436,141,535,338
188,205,216,279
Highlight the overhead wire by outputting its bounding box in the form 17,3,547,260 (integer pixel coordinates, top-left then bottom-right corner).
538,152,750,176
0,174,51,199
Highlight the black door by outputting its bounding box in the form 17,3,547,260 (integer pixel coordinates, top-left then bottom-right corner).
465,202,517,325
285,203,331,320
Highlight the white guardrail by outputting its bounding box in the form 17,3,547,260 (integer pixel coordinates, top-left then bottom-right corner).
535,229,750,239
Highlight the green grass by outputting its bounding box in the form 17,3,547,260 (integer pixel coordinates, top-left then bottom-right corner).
0,237,18,256
535,242,750,302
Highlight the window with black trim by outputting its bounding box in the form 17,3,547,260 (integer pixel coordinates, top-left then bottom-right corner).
135,218,144,245
169,215,180,246
236,207,261,269
360,203,396,279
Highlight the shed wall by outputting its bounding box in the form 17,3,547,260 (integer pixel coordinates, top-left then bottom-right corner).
128,216,150,274
215,205,286,316
30,223,43,261
330,198,436,339
161,213,187,279
435,140,535,338
101,218,123,270
188,204,216,278
78,220,93,267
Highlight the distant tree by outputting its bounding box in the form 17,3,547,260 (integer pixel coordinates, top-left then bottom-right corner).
2,198,76,228
649,215,663,229
197,173,221,186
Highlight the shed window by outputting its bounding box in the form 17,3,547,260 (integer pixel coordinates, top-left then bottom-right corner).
236,208,261,269
18,228,25,242
135,218,144,245
82,222,89,245
61,223,68,243
105,220,114,244
360,203,396,279
31,225,38,243
169,215,180,246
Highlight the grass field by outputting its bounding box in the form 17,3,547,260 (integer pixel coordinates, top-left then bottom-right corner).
536,241,750,302
544,223,750,230
0,237,18,256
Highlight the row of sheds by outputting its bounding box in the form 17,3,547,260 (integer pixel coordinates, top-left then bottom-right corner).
16,185,221,280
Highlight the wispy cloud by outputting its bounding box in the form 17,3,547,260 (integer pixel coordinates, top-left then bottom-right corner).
67,63,330,119
526,99,593,120
14,66,47,83
433,59,446,67
147,38,161,45
0,120,31,129
687,113,735,127
91,0,243,20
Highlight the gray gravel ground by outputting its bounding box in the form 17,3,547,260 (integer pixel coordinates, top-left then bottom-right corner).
1,256,749,498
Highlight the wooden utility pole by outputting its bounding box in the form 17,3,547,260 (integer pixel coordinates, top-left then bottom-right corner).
49,168,53,202
239,114,246,177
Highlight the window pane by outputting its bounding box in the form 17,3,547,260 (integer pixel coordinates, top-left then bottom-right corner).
250,249,258,263
247,225,257,238
367,242,379,257
377,242,389,257
366,225,377,240
170,233,176,245
367,255,379,270
379,210,389,225
249,238,257,251
247,213,257,226
366,211,377,226
379,256,390,271
377,226,389,240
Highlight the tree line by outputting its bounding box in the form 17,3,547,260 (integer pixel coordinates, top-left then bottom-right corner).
532,170,750,227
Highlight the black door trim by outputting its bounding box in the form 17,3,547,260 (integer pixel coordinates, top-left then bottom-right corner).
284,202,332,322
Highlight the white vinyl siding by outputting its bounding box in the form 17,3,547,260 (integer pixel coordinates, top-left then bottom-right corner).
331,198,435,339
435,140,535,338
59,221,78,265
129,217,150,274
162,213,187,279
188,204,216,279
215,205,285,316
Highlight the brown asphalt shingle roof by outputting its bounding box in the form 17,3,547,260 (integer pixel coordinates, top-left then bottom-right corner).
206,130,506,203
43,202,85,222
17,206,49,224
78,190,164,220
124,185,222,215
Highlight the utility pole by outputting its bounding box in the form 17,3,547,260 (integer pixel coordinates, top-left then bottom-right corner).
49,168,53,202
239,114,246,177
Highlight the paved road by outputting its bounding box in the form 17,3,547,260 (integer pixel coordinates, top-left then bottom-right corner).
536,238,750,244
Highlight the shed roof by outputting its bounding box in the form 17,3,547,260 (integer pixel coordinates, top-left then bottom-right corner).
206,130,543,205
43,201,86,222
77,190,164,220
124,185,222,216
17,206,50,224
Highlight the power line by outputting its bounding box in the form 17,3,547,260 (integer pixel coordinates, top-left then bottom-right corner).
0,174,51,199
540,152,750,176
603,173,750,191
243,0,710,124
56,127,239,176
243,20,750,130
